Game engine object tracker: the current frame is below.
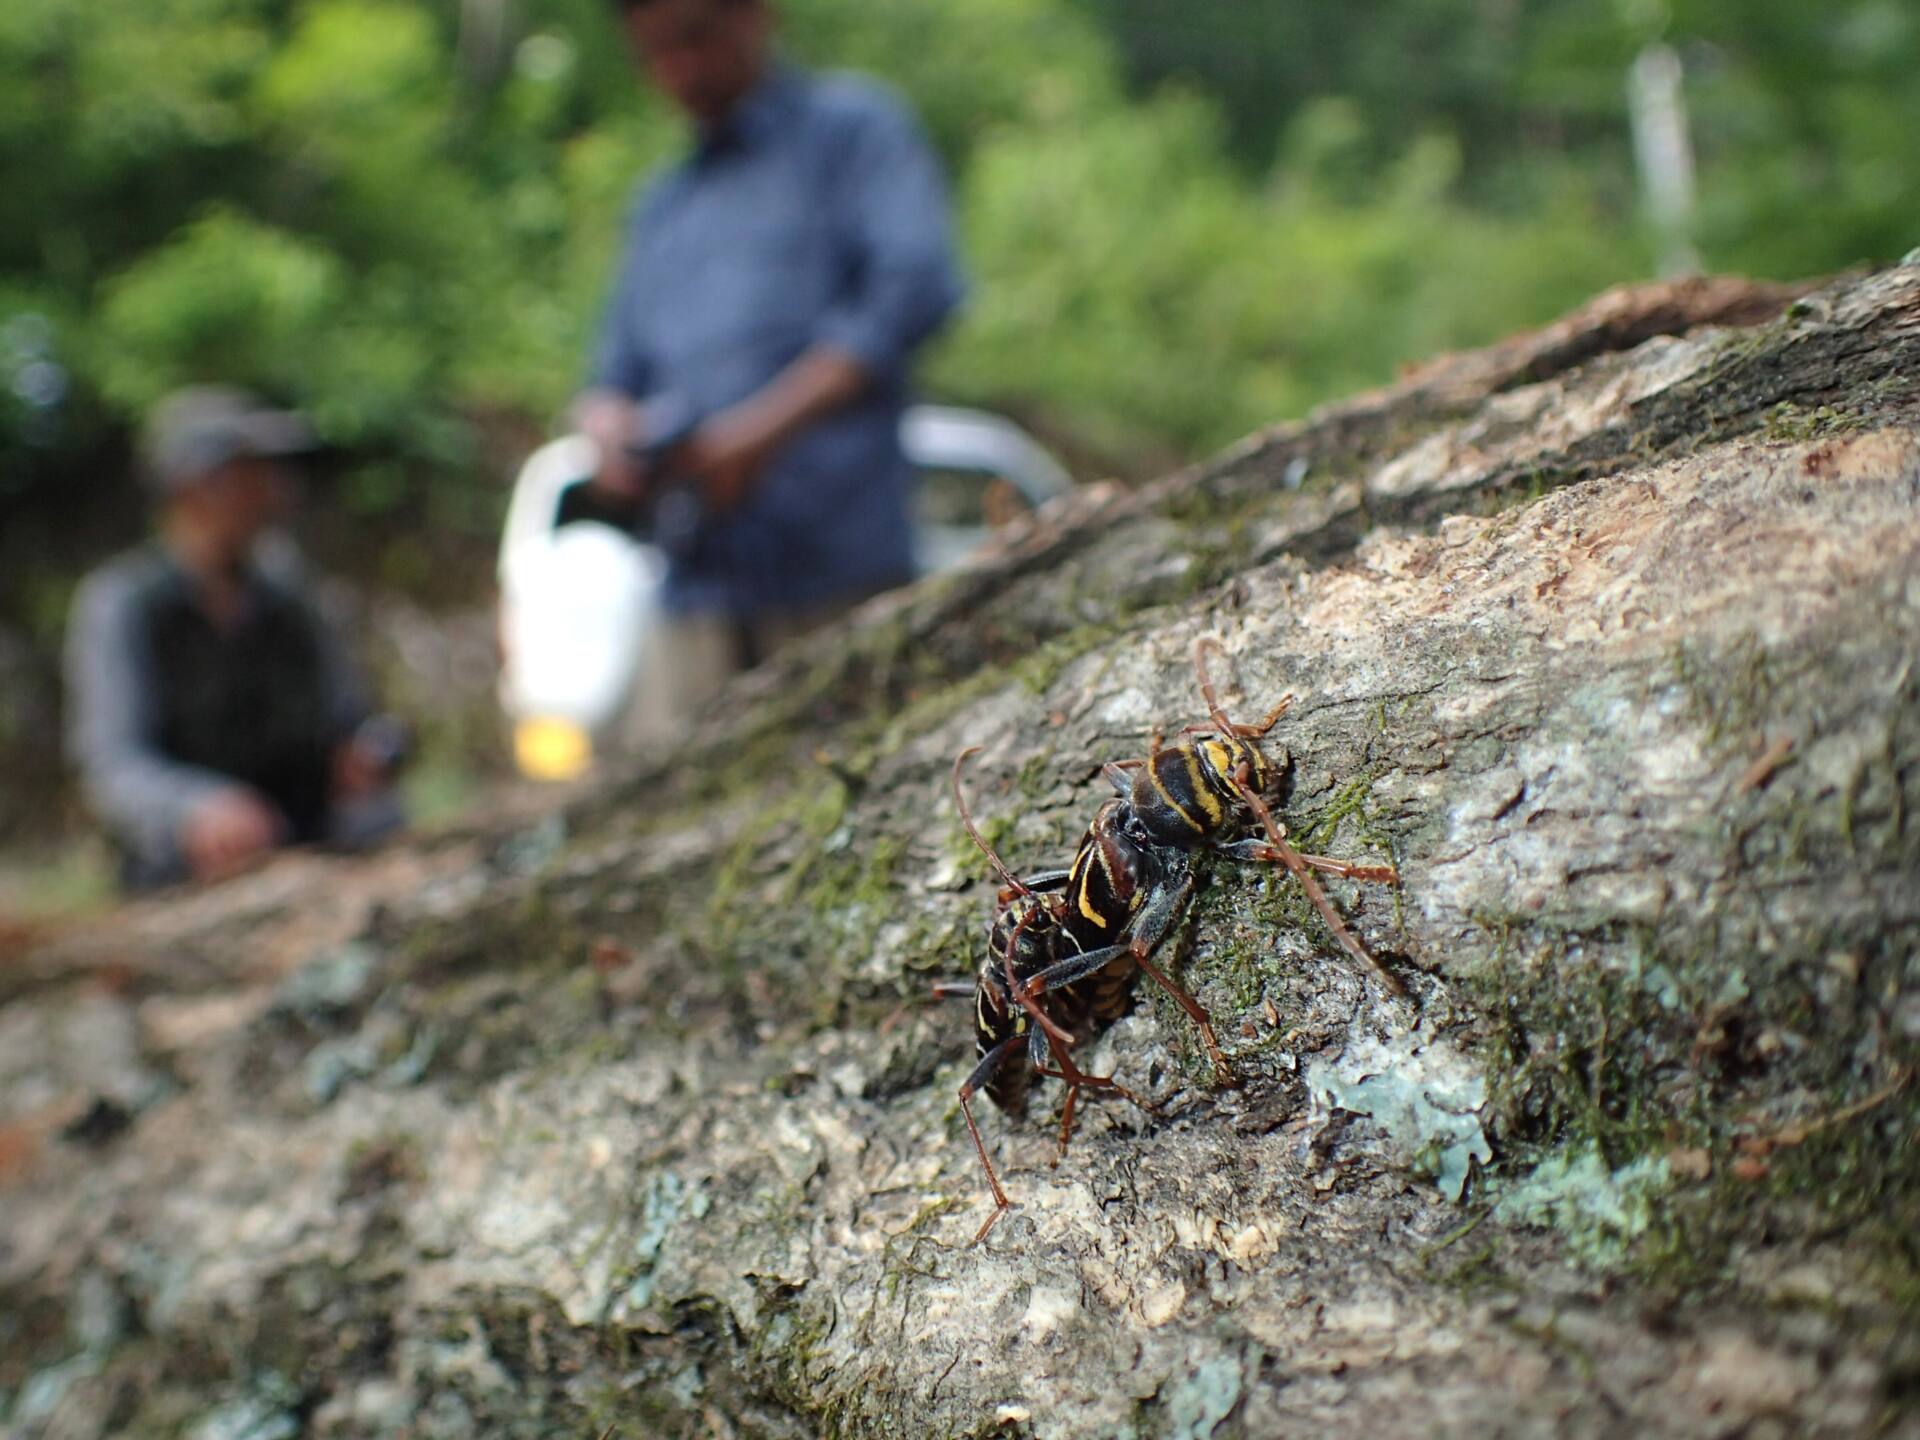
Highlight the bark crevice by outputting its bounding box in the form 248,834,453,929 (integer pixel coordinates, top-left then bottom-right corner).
4,264,1918,1440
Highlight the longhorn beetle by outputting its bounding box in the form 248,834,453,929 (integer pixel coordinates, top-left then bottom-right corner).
938,748,1230,1241
1105,635,1405,997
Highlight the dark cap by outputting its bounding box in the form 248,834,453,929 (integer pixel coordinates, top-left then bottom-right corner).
140,386,319,493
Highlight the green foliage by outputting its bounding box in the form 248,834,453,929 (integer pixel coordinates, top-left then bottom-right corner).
935,89,1640,454
784,0,1121,167
1075,0,1920,287
92,209,347,413
2,0,1914,537
0,0,665,531
932,89,1270,456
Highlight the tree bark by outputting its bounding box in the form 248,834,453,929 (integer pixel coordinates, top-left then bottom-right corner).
4,263,1917,1439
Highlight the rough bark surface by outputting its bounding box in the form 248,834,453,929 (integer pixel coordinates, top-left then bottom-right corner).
4,263,1918,1440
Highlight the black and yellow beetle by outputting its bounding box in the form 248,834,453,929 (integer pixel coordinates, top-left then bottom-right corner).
1105,636,1405,997
939,749,1226,1242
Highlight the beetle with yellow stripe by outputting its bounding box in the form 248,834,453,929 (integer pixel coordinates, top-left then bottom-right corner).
938,749,1229,1242
1105,636,1407,997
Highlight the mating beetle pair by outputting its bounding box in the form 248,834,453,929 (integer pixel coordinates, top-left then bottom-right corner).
939,637,1401,1241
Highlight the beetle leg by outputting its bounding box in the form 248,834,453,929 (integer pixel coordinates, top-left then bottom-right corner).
1233,693,1294,738
959,1033,1028,1243
1030,1028,1155,1161
1193,637,1292,738
1229,760,1406,999
1217,837,1399,884
1212,836,1285,861
1019,868,1074,893
1287,850,1398,884
1117,865,1234,1087
1037,1057,1154,1160
1020,942,1133,999
1126,860,1195,954
1000,911,1077,1054
1055,1080,1080,1161
1132,950,1233,1087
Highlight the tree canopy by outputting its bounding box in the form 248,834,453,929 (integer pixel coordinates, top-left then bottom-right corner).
2,0,1914,609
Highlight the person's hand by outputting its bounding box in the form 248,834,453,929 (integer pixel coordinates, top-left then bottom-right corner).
180,787,283,882
675,403,783,515
670,346,868,513
331,737,389,802
572,390,648,502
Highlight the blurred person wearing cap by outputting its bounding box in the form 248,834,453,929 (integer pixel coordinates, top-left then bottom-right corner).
63,386,406,891
576,0,964,744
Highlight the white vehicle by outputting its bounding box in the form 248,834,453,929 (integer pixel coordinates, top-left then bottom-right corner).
497,406,1072,779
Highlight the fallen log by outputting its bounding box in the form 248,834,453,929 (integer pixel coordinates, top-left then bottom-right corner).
3,261,1917,1439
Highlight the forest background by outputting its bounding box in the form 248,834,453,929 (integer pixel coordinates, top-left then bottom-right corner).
2,0,1916,888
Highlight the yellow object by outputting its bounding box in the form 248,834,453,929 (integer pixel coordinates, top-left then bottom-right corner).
515,717,592,781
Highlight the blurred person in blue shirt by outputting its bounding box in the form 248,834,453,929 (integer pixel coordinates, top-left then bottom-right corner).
65,388,406,891
576,0,964,741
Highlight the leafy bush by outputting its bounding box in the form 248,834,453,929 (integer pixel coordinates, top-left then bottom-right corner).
2,0,1914,529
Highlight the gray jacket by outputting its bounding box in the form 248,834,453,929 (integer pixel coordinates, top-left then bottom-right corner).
64,540,371,883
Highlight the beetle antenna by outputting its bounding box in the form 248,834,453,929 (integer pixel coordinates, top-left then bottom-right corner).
952,747,1031,897
1192,635,1237,736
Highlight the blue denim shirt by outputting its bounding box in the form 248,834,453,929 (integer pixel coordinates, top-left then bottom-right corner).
593,63,965,615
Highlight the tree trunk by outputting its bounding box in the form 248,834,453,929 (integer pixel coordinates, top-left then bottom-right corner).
4,262,1917,1440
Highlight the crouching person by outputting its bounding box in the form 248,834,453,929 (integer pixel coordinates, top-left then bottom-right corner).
64,387,406,891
